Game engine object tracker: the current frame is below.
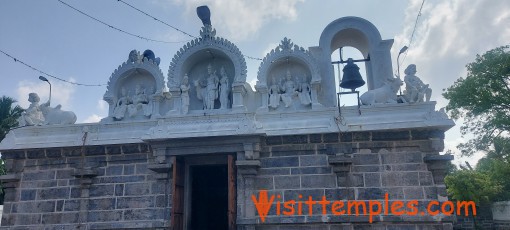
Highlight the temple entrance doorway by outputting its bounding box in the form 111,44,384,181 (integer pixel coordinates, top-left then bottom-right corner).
172,155,236,230
190,164,228,230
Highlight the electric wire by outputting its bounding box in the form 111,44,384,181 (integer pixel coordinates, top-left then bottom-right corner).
117,0,196,39
0,49,105,87
400,0,425,66
57,0,190,44
115,0,263,61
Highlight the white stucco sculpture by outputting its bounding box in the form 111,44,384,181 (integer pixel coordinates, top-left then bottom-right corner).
268,76,281,109
298,76,312,105
128,84,152,118
113,87,130,120
180,74,190,114
219,67,230,109
18,92,77,126
360,76,403,105
280,70,298,108
194,64,219,110
403,64,432,103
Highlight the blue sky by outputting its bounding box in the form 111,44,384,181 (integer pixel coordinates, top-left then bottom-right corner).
1,0,509,165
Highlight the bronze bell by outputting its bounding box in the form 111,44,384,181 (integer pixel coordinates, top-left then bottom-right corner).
340,58,365,92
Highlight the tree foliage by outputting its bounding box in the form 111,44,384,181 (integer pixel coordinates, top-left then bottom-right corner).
445,169,502,204
443,45,510,156
0,95,24,204
0,96,24,141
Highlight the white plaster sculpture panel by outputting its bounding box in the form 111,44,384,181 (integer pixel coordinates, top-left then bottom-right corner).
257,38,322,112
18,93,77,126
104,49,165,121
402,64,432,103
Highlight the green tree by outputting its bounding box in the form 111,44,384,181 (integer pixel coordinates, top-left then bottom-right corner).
445,169,502,204
442,45,510,156
0,95,24,204
0,96,24,140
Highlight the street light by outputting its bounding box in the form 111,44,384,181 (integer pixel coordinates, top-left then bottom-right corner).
397,46,408,95
397,46,408,77
39,76,51,104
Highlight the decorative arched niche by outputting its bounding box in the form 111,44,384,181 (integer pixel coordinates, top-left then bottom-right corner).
103,50,166,122
316,16,394,107
166,25,249,115
256,38,322,112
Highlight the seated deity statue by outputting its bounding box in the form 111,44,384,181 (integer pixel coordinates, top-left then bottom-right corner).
113,87,131,120
18,93,48,126
219,67,230,109
298,76,312,105
403,64,432,103
128,84,152,117
279,70,298,108
268,76,281,109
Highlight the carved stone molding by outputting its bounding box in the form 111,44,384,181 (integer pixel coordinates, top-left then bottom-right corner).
328,153,353,187
424,154,454,185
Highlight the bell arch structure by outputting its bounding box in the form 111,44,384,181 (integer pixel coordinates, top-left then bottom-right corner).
316,16,394,107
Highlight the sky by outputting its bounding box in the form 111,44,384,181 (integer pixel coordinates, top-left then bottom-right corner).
1,0,509,166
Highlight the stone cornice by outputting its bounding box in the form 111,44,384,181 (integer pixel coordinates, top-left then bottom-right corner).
0,103,454,151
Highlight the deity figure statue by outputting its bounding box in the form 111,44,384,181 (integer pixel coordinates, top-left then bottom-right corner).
194,63,219,110
268,76,281,109
18,93,48,126
298,76,312,105
113,87,131,120
403,64,432,103
128,84,151,117
219,67,230,109
180,74,190,114
279,70,297,108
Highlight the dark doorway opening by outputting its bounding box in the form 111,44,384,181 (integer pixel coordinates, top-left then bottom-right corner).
190,164,228,230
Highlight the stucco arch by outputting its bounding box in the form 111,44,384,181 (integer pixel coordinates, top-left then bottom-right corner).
316,16,394,107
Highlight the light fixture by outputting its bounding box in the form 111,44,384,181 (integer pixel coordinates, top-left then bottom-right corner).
39,76,51,104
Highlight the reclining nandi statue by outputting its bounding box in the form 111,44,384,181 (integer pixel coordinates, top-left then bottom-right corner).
359,76,403,105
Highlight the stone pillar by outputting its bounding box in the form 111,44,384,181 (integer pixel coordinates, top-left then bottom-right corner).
72,167,98,228
151,94,163,118
236,143,261,221
166,87,181,116
255,85,268,112
424,154,454,202
232,82,247,112
328,154,352,186
310,81,323,110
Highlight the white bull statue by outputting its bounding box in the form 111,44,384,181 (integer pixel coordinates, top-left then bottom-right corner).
18,93,77,126
40,104,77,125
360,76,403,105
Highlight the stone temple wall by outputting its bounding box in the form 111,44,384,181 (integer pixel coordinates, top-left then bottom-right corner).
0,129,455,229
0,144,170,229
237,130,454,230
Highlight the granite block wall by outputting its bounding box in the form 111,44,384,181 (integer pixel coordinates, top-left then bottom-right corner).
237,130,455,230
0,129,460,229
0,144,170,230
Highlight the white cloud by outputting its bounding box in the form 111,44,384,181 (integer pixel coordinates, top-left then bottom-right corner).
168,0,303,41
393,0,510,165
82,114,102,123
97,99,108,111
16,78,76,110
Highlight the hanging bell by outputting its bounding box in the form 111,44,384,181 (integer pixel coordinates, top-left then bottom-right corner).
340,58,365,92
